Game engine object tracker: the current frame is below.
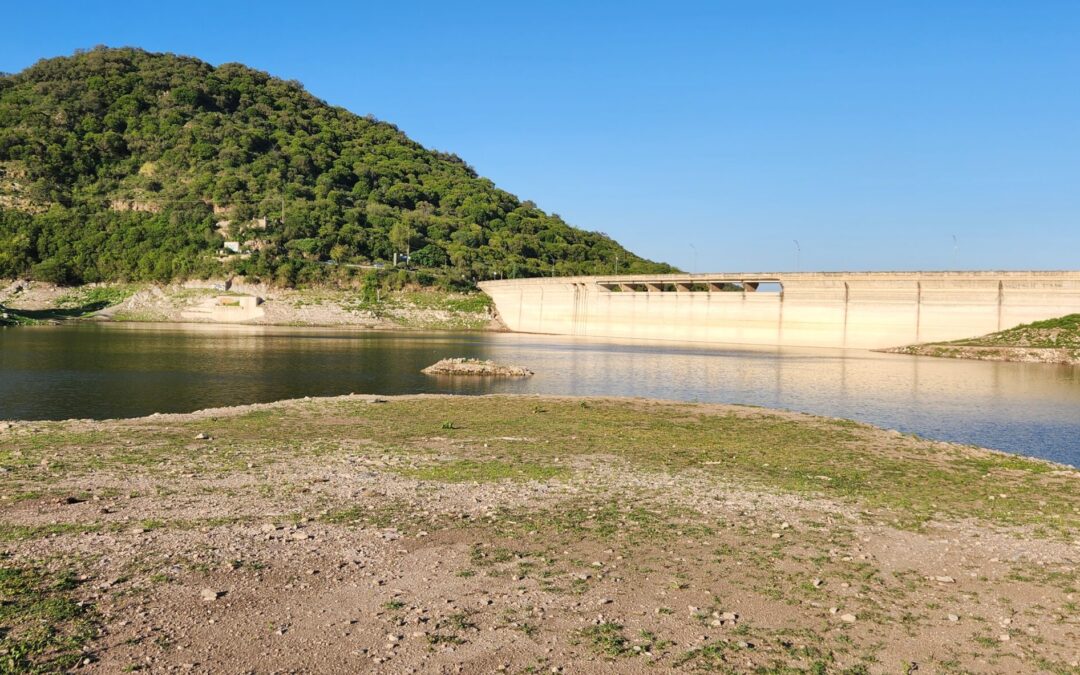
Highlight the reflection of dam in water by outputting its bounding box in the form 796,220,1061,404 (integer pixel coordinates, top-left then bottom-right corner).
479,271,1080,349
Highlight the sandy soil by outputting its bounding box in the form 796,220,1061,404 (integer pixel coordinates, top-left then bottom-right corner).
1,395,1078,674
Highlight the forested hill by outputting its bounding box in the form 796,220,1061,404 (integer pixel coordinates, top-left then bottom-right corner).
0,47,673,286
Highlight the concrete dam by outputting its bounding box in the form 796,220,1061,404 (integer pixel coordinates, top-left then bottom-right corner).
478,271,1080,350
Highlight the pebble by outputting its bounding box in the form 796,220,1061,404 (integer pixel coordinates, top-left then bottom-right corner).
194,432,211,440
840,613,857,623
934,576,956,584
947,614,960,622
200,588,223,602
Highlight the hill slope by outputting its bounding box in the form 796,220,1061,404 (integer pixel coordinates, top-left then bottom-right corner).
0,47,673,286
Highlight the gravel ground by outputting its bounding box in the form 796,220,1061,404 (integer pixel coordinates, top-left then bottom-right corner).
1,395,1078,673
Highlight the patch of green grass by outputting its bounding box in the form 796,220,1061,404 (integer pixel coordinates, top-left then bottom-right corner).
346,288,493,329
2,285,137,326
958,314,1080,349
0,557,97,673
398,290,492,314
0,522,103,542
4,397,1077,539
427,632,465,646
55,286,136,310
320,500,434,531
579,622,634,657
0,309,44,326
900,313,1080,355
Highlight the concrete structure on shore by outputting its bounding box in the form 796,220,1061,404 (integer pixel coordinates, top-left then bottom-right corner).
179,295,265,323
479,272,1080,349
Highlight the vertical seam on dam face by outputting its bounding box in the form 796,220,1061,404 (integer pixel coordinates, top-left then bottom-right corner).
583,283,589,336
842,282,850,348
916,281,922,343
997,281,1004,332
777,283,785,344
478,272,1080,349
572,284,583,336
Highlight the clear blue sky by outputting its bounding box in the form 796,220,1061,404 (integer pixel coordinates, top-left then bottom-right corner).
4,1,1079,272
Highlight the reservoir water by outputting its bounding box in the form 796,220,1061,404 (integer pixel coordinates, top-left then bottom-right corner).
2,323,1079,466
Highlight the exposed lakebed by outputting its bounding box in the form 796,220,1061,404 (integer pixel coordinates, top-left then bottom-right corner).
2,322,1080,465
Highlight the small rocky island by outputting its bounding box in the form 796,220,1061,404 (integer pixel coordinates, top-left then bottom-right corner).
422,357,534,377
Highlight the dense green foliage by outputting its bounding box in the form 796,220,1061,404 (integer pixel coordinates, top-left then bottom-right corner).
0,47,673,286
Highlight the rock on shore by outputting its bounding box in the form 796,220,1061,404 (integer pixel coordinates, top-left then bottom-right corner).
421,357,533,377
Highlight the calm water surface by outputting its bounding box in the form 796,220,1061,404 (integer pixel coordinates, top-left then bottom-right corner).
2,323,1079,466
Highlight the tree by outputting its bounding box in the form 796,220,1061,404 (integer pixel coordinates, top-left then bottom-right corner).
412,244,448,268
389,220,414,262
0,47,677,287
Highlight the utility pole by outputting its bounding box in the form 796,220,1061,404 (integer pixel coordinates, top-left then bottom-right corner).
951,234,958,270
793,240,801,272
615,255,619,275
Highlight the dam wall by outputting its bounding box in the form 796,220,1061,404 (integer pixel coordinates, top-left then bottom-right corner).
479,272,1080,349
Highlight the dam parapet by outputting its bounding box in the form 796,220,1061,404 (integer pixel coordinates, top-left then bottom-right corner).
479,271,1080,349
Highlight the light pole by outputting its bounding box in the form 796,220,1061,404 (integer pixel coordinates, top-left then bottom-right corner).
793,240,801,272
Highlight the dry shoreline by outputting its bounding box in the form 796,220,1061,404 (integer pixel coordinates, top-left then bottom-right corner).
880,343,1080,366
880,315,1080,366
2,393,1078,673
0,279,505,331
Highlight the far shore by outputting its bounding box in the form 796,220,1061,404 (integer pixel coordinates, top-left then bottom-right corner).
8,279,1080,372
880,315,1080,366
0,279,505,332
1,393,1077,672
880,342,1080,366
